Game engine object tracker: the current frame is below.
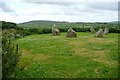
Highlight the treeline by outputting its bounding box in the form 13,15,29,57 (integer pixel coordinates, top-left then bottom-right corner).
2,21,120,39
1,21,23,30
21,27,119,36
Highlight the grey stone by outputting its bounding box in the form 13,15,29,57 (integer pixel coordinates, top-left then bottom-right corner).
52,24,60,36
90,27,96,33
66,27,77,38
95,28,104,37
104,27,109,35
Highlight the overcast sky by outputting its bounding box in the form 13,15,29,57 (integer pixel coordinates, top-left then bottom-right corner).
0,0,119,23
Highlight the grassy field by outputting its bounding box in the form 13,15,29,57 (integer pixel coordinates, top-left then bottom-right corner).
13,32,118,78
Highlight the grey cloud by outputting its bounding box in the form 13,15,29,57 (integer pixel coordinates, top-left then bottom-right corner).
22,1,117,15
87,2,118,11
20,0,118,11
18,0,118,14
33,2,82,6
19,0,82,6
0,1,15,12
20,3,101,16
36,2,118,12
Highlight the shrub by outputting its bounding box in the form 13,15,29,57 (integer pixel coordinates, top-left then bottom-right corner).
109,27,120,33
42,28,51,34
2,38,20,78
1,21,18,29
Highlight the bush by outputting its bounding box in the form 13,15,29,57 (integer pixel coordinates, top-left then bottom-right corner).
1,21,18,29
59,27,68,32
72,27,90,32
109,27,120,33
2,38,20,78
42,28,51,34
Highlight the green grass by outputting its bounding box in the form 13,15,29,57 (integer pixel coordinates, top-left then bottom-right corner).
12,32,118,78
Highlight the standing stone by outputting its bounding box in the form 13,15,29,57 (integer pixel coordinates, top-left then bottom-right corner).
83,23,85,28
66,27,77,37
104,26,109,35
52,24,60,36
95,28,104,37
90,27,96,33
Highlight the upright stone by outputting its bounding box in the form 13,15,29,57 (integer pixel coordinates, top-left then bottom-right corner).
95,28,104,37
52,24,60,36
66,27,77,37
90,27,96,33
104,26,109,35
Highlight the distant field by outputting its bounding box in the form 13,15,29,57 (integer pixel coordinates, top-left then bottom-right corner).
18,20,118,29
13,32,118,78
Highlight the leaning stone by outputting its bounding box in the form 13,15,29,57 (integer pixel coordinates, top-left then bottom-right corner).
90,27,96,33
104,27,109,35
66,27,77,38
95,28,104,37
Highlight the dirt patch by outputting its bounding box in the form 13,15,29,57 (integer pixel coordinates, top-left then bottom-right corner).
69,40,110,65
89,38,117,45
69,40,88,55
20,50,32,56
74,48,88,55
69,40,85,46
19,49,51,64
40,46,56,48
33,54,51,64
